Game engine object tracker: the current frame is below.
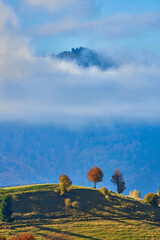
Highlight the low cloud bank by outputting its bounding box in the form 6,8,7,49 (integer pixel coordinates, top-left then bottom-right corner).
0,0,160,127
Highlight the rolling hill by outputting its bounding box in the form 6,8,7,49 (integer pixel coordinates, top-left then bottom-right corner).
0,184,160,239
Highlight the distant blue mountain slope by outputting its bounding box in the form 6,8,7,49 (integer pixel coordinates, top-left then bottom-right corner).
54,47,115,70
0,123,159,197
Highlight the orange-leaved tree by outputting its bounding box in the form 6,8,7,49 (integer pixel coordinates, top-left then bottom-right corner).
111,169,126,194
59,174,72,195
87,166,104,188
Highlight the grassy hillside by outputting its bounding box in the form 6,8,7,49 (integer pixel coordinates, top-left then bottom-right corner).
0,184,160,239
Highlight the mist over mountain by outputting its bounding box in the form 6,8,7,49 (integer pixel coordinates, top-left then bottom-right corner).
0,46,159,197
54,47,115,70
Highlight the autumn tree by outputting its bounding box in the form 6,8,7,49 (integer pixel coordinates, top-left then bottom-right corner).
59,174,72,195
129,189,141,199
144,193,159,207
8,234,35,240
111,169,126,194
87,166,104,188
0,195,13,227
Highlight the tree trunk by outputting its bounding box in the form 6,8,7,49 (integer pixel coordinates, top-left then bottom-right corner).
94,182,96,188
117,180,119,193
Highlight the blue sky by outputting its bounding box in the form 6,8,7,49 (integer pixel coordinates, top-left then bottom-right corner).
100,0,160,15
4,0,160,54
0,0,160,127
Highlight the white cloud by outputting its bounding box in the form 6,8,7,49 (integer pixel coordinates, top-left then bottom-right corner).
35,19,78,36
25,0,96,19
25,0,99,26
0,0,160,127
0,0,18,30
92,12,160,37
35,12,160,38
25,0,74,10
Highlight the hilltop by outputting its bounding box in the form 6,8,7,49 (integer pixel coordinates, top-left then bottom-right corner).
0,184,160,239
55,47,115,70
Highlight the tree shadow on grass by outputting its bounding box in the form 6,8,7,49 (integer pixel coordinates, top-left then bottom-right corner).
37,225,100,240
12,221,100,240
12,188,160,239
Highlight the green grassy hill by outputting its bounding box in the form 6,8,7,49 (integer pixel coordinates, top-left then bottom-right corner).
0,184,160,239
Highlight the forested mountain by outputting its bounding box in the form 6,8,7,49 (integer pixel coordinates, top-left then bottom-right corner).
54,47,115,70
0,123,159,197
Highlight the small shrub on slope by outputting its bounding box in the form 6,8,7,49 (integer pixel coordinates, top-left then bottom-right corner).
54,189,60,194
144,193,159,207
108,190,113,195
65,198,72,208
101,187,108,196
72,201,81,208
129,189,141,199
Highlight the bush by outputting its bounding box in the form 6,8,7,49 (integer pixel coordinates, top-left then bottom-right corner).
105,195,110,200
129,189,141,199
100,187,108,196
67,187,72,193
19,234,35,240
7,236,19,240
54,189,60,194
64,198,72,208
144,193,159,207
59,175,72,195
8,234,35,240
72,201,80,209
108,190,113,195
0,235,6,240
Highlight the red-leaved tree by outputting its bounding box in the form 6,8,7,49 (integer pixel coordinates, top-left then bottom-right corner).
111,169,126,194
87,166,104,188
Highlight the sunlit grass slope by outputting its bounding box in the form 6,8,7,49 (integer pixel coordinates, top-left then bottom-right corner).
0,184,160,239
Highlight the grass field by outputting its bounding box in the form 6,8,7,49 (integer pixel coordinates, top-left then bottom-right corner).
0,184,160,239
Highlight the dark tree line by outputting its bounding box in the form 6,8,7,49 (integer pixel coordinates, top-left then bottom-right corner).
0,195,13,227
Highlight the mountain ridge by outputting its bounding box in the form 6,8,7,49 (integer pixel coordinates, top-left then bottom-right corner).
53,47,116,70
